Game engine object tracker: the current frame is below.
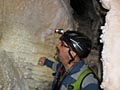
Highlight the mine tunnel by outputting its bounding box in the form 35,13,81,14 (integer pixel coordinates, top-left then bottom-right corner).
0,0,119,90
70,0,107,49
70,0,108,81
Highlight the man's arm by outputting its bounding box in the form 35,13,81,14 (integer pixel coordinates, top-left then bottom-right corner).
81,74,100,90
83,84,100,90
38,57,60,71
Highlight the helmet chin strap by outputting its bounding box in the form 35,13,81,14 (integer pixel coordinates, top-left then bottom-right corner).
68,49,76,64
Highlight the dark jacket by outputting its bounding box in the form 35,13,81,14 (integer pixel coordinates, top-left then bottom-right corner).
44,59,100,90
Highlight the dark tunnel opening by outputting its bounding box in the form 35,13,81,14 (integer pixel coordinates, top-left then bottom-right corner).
69,0,108,81
70,0,107,49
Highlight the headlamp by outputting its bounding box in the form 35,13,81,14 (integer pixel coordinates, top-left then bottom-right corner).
55,29,64,34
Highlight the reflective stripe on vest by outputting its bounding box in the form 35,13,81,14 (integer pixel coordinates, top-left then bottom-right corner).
67,69,92,90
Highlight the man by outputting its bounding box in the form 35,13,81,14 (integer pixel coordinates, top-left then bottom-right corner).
38,30,100,90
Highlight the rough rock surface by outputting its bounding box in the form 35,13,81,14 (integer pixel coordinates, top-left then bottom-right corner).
0,0,74,89
101,0,120,90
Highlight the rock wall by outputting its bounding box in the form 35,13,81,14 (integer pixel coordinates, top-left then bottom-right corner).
0,0,74,89
0,51,29,90
100,0,120,90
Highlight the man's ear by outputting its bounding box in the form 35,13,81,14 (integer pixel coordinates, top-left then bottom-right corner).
70,50,77,57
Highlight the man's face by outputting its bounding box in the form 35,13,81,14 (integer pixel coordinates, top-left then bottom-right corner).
56,41,70,64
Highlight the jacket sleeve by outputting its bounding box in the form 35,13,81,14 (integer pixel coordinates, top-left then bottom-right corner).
83,84,100,90
44,58,60,71
81,74,100,90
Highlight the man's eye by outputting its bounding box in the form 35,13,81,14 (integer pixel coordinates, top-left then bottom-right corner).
61,41,64,46
61,41,69,48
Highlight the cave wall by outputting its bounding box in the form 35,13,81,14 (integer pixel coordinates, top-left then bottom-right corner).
100,0,120,90
0,0,74,89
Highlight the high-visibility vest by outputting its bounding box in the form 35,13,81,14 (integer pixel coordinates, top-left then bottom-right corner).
67,69,92,90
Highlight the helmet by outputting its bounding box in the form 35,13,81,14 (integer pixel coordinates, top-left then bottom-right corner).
59,30,92,58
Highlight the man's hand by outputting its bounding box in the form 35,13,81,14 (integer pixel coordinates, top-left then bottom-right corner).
38,57,46,66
